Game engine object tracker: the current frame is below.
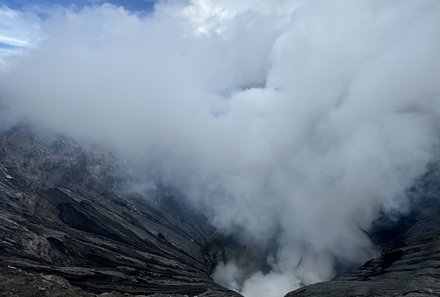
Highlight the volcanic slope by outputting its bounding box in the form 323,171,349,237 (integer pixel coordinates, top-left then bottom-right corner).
286,164,440,297
0,124,241,297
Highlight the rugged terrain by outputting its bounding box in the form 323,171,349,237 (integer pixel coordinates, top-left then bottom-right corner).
286,164,440,297
0,124,241,297
2,123,440,297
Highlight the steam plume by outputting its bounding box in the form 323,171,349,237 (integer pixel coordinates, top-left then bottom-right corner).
1,1,440,296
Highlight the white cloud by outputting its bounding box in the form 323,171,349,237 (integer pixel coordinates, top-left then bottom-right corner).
0,6,41,62
1,1,440,296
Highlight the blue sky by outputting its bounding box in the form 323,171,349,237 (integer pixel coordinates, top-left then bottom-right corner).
0,0,158,62
1,0,157,11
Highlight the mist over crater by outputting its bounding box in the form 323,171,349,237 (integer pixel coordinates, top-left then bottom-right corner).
1,1,440,296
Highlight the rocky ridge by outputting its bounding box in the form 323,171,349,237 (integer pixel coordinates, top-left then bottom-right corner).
0,124,241,297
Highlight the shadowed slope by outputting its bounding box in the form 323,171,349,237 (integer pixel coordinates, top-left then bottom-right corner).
0,124,241,297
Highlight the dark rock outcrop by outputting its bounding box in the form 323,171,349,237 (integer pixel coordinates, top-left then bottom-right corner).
286,165,440,297
0,124,241,297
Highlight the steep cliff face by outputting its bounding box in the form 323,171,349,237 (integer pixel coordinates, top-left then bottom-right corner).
285,165,440,297
0,124,241,297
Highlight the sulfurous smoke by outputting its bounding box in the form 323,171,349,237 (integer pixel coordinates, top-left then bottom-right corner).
1,1,440,296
